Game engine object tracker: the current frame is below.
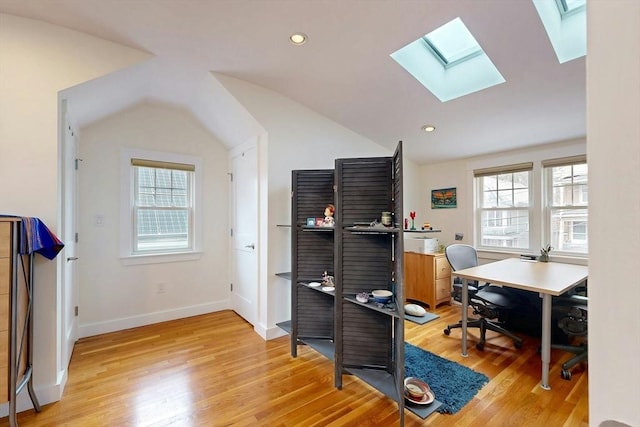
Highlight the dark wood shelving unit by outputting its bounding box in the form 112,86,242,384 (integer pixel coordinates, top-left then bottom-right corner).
289,169,336,358
334,142,406,424
278,145,441,424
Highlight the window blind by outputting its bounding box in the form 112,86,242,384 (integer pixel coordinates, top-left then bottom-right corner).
541,155,586,167
131,158,195,172
473,162,533,177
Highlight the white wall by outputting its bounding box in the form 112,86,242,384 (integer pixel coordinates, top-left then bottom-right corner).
0,13,149,409
418,139,586,254
215,75,413,338
77,103,230,336
588,2,640,426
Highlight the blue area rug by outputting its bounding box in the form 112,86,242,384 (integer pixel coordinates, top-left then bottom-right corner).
404,343,489,414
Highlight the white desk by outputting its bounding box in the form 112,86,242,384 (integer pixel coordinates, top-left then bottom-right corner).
453,257,588,390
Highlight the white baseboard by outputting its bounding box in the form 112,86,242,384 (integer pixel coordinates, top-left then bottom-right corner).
255,323,288,341
0,379,64,417
78,300,230,338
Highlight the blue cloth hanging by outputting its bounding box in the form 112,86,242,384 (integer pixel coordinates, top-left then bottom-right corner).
18,217,65,260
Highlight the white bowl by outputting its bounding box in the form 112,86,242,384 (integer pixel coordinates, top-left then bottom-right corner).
371,289,393,303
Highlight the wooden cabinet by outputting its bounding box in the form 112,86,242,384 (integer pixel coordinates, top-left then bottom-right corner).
404,252,452,309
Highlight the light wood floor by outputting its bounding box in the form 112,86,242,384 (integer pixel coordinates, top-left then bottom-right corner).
2,305,588,426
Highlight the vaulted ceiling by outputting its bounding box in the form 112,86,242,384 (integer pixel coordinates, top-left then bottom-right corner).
0,0,585,165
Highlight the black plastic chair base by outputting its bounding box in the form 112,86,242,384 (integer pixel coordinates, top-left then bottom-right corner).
444,317,523,350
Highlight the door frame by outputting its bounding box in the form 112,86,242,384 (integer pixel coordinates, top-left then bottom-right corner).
229,137,260,328
58,99,79,383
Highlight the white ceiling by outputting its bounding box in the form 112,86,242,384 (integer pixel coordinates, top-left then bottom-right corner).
0,0,586,165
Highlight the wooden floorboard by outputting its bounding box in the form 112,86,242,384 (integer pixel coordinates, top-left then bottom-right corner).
1,305,588,426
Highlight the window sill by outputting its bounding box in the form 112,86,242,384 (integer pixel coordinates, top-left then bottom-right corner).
120,251,203,266
476,249,588,266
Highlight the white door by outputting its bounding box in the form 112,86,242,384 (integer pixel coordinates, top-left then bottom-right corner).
230,144,258,325
61,111,79,368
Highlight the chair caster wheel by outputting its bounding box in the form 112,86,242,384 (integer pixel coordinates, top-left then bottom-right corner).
514,341,523,349
443,329,451,336
561,369,572,380
476,342,484,351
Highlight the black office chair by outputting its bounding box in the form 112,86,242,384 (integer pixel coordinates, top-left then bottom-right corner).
552,293,588,380
443,244,523,351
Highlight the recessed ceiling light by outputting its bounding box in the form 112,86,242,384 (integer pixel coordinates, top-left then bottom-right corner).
422,125,436,132
289,33,307,45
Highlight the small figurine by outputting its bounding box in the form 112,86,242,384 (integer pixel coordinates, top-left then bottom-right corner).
322,271,334,286
323,204,335,227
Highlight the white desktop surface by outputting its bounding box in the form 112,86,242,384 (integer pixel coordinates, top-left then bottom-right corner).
455,258,587,295
453,257,588,390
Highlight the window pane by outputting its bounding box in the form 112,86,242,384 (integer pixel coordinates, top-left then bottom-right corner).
573,184,588,205
173,172,187,189
549,208,588,253
482,190,497,208
552,185,567,206
173,194,187,207
482,176,496,192
497,189,513,207
136,208,189,251
480,209,529,249
156,169,172,188
513,189,528,207
552,166,572,186
513,171,529,189
573,163,588,184
497,174,512,190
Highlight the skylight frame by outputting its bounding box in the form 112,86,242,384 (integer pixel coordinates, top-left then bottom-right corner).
390,17,505,102
534,0,587,63
556,0,586,19
422,17,484,69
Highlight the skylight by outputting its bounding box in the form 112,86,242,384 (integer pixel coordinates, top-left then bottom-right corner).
557,0,586,17
423,18,482,68
390,17,505,102
533,0,586,63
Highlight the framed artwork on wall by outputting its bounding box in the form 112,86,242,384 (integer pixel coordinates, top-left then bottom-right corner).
431,187,457,209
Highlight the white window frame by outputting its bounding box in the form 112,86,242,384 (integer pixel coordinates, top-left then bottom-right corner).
474,163,534,252
120,148,203,265
543,156,588,257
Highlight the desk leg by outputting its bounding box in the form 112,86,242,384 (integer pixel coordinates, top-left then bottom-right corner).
461,279,468,357
540,293,552,390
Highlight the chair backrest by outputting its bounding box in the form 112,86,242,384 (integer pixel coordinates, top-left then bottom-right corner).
445,244,478,272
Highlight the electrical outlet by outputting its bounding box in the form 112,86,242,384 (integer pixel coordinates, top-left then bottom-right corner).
157,283,166,294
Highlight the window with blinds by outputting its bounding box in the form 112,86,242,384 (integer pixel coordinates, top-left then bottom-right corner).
131,158,194,253
543,156,588,254
474,163,533,250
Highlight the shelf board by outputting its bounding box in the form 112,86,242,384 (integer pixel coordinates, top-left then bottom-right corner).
302,338,335,360
404,398,443,419
275,272,292,280
346,367,399,400
302,226,334,232
298,282,335,296
346,367,443,420
276,321,335,360
345,226,401,234
276,320,292,334
343,296,400,319
403,229,442,233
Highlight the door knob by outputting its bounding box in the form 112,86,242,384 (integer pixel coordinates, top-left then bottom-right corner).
244,244,255,249
67,256,79,262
